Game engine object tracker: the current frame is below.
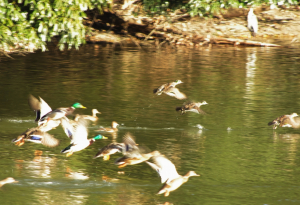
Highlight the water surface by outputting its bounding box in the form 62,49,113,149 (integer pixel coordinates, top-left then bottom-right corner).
1,45,300,204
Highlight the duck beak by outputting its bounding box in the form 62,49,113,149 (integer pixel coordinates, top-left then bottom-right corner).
102,136,108,139
81,105,87,109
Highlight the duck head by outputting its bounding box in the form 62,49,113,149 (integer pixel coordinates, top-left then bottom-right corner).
72,103,86,109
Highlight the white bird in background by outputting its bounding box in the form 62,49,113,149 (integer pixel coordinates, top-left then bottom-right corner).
247,8,258,37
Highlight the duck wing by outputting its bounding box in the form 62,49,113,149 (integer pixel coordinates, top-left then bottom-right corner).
60,116,75,139
93,143,124,159
147,155,180,183
28,95,52,122
164,88,187,100
191,104,207,115
28,131,60,147
71,118,89,143
122,133,139,154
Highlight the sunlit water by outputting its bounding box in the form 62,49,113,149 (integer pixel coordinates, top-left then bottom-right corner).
1,44,300,204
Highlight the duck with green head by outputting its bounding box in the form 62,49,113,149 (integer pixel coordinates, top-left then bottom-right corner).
61,118,107,157
38,102,86,126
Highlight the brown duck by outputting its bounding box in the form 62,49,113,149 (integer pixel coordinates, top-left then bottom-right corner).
268,113,300,129
176,101,208,115
146,155,199,197
153,80,186,100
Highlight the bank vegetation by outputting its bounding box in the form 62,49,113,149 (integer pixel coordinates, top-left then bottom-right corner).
1,0,299,55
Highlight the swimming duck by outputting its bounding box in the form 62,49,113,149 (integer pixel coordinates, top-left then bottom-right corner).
0,177,18,187
247,8,258,37
176,101,208,115
115,133,160,168
12,126,60,147
96,121,119,133
146,155,200,196
74,109,101,122
93,142,125,160
153,80,187,100
61,119,107,157
268,113,300,129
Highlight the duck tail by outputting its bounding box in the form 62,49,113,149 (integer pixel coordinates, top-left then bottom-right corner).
153,88,159,94
175,107,182,112
268,120,276,126
61,144,72,153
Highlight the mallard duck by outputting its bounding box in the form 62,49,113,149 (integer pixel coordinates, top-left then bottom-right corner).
12,126,60,147
61,119,107,157
176,101,208,115
0,177,18,187
247,8,258,37
146,155,199,197
38,102,86,126
153,80,186,100
115,133,160,168
28,95,86,128
96,121,119,133
74,109,101,122
93,142,125,160
268,113,300,129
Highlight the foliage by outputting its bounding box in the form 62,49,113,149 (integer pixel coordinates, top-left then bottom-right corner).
1,0,299,53
142,0,186,16
188,0,299,17
0,0,109,52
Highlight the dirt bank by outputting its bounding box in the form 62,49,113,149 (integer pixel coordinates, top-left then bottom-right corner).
86,6,300,47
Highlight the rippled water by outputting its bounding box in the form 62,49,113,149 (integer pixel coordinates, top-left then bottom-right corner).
1,45,300,204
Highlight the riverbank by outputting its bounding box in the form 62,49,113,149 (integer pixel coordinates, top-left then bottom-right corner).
1,5,300,58
86,6,300,48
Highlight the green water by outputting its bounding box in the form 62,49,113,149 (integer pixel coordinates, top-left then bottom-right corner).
1,45,300,205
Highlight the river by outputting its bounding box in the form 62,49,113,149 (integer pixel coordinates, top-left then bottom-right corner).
1,44,300,205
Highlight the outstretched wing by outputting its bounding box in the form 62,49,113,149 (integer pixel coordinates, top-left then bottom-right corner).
71,118,89,143
165,88,186,100
28,95,52,122
60,116,74,139
147,155,180,183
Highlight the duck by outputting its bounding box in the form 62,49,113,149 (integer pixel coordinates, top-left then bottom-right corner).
60,118,107,157
247,8,258,37
28,95,87,128
176,101,208,115
38,102,86,126
146,155,200,197
0,177,18,187
115,133,160,168
12,126,60,147
268,113,300,129
96,121,119,133
74,109,101,122
153,80,186,100
93,142,125,160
